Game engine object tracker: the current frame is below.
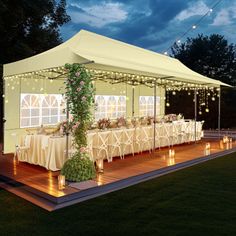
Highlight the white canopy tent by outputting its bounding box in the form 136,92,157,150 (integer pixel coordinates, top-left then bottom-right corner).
3,29,230,154
3,29,229,87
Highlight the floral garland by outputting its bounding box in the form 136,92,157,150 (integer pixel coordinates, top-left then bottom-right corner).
64,63,95,149
61,63,96,182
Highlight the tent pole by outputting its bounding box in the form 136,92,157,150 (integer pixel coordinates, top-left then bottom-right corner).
218,86,221,139
153,81,157,152
194,89,197,143
66,99,69,160
132,86,135,117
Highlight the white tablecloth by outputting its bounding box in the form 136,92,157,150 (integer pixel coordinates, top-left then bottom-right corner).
19,120,203,171
19,135,72,171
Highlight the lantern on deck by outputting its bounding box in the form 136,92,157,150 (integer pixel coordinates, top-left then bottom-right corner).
204,142,211,155
96,159,104,173
58,175,66,190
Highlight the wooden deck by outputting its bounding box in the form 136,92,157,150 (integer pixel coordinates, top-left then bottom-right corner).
0,139,235,210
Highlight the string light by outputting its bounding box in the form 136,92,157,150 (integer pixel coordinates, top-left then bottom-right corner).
163,0,223,55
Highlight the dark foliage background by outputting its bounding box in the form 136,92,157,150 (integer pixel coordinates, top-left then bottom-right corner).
168,34,236,129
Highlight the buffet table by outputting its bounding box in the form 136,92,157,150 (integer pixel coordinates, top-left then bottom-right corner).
19,120,203,171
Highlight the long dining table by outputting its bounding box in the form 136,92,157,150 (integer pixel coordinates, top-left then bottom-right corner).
19,120,203,171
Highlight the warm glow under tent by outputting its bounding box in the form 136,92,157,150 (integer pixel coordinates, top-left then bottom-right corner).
3,29,229,87
3,30,230,153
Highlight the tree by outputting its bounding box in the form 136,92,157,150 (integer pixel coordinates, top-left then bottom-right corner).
168,34,236,129
0,0,70,64
0,0,70,151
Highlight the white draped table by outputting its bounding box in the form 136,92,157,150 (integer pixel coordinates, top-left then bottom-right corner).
19,120,203,171
19,135,72,171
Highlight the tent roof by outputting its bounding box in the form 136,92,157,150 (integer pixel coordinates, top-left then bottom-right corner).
3,29,229,87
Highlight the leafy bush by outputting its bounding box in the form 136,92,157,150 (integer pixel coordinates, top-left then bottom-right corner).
61,152,96,182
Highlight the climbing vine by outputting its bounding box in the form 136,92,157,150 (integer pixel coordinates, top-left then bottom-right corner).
61,63,96,182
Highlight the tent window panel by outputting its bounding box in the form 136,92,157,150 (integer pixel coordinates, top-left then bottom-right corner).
31,118,40,126
42,109,49,116
21,109,30,117
31,109,40,117
20,94,66,128
95,95,126,120
20,118,30,128
139,96,160,117
42,117,50,124
51,108,58,116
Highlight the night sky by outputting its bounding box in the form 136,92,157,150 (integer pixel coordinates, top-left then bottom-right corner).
60,0,236,54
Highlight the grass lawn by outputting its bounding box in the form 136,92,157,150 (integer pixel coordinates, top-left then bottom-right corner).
1,153,236,236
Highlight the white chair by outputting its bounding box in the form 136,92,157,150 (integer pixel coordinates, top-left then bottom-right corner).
196,121,204,140
121,128,135,159
172,121,187,144
133,127,142,153
136,126,153,153
87,132,96,161
108,130,123,162
93,131,110,161
184,120,195,142
155,123,171,148
11,133,30,160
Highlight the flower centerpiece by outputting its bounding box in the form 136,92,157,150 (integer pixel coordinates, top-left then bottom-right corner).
164,114,177,122
147,116,154,125
177,113,184,120
61,63,96,182
117,116,126,127
97,118,111,130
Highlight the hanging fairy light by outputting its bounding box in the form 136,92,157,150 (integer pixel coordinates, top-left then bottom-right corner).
205,88,209,113
166,90,170,107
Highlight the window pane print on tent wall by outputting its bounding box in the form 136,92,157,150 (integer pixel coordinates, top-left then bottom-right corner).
20,94,66,128
95,95,126,120
139,96,160,116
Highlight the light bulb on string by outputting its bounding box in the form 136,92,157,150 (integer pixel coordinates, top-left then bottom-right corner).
166,102,170,107
205,108,209,113
212,97,215,101
172,91,176,95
